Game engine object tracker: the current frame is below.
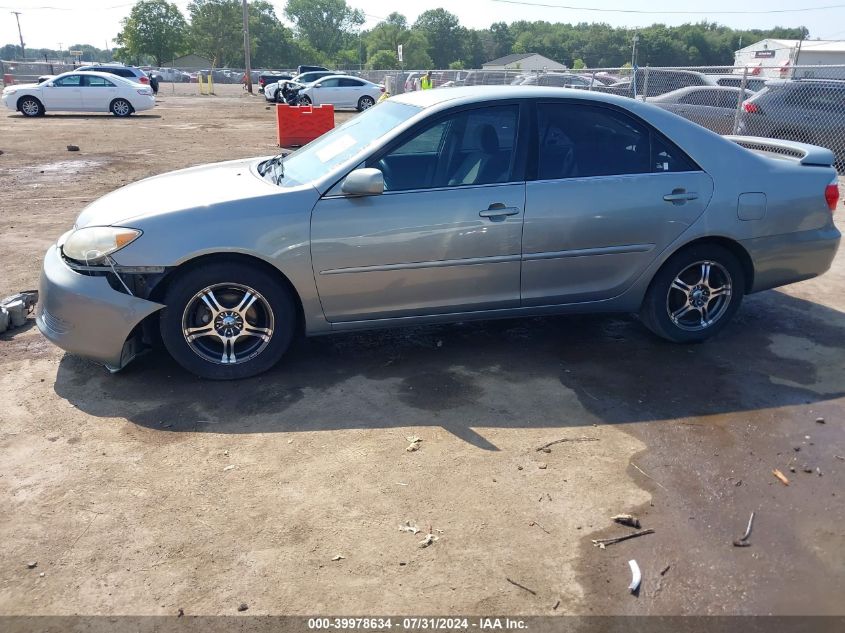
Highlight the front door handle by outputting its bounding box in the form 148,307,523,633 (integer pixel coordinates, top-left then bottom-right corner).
663,189,698,204
479,203,520,219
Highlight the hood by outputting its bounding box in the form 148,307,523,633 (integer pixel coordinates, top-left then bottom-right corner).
75,157,282,228
4,82,38,91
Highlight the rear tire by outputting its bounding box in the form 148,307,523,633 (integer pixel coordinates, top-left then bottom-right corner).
18,96,44,117
639,244,745,343
357,95,375,111
110,98,133,117
298,95,311,106
159,262,296,380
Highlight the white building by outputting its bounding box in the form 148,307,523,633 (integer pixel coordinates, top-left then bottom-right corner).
734,39,845,79
482,53,566,71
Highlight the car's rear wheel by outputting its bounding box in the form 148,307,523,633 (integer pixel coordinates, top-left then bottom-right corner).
110,98,133,117
298,95,311,106
640,244,745,343
159,262,296,379
358,95,375,111
18,96,44,117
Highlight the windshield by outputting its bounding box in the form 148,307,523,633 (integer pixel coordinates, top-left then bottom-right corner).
265,101,421,187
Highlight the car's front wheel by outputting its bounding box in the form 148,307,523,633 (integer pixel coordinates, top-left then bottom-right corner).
159,262,296,379
18,96,44,117
298,95,311,106
640,244,745,343
110,98,133,117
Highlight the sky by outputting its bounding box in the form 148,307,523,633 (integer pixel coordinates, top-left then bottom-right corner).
2,0,845,52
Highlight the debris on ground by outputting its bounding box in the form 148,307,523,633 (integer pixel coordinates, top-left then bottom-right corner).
237,603,248,612
802,465,813,474
67,145,80,152
177,608,184,617
535,437,599,452
552,599,560,610
331,555,345,561
817,467,823,477
732,511,755,547
0,291,38,334
772,469,789,486
398,521,420,535
816,417,825,424
628,560,641,594
611,514,641,529
223,464,235,472
505,577,537,595
592,529,655,549
660,564,671,576
538,463,547,470
631,462,669,491
26,561,37,569
528,520,550,534
418,533,439,548
405,436,422,452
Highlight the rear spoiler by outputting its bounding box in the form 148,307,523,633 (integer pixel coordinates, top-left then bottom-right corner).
725,135,835,167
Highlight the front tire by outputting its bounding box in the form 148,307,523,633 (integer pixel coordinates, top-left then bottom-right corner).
18,96,44,117
639,244,745,343
110,98,133,117
159,262,296,379
298,95,311,106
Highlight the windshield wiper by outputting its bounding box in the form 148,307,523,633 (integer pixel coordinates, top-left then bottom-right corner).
259,152,288,183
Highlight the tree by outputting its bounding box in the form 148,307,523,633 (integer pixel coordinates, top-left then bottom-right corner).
367,50,399,70
115,0,187,66
366,13,431,69
187,0,242,66
284,0,364,59
249,1,299,68
413,9,464,69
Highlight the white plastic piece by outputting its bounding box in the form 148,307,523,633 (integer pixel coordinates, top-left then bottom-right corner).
628,559,641,593
0,307,9,333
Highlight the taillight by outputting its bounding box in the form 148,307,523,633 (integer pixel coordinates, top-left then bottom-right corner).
743,101,759,114
140,76,150,84
825,181,840,211
380,86,385,92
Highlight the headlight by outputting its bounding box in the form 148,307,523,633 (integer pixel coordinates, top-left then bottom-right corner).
62,226,141,265
2,88,16,96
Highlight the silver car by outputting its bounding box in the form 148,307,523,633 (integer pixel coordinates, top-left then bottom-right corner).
36,86,841,379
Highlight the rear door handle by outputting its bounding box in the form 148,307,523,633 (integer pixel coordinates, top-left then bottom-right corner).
663,189,698,204
479,204,520,219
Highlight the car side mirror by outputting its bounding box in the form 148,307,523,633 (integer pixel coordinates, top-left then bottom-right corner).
342,168,384,196
46,82,54,87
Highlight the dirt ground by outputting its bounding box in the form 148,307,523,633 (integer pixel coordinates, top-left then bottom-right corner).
1,83,844,617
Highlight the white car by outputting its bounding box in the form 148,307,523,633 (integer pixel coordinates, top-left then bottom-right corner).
298,75,384,111
2,70,155,117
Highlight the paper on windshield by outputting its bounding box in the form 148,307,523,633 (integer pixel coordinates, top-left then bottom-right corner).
315,134,357,163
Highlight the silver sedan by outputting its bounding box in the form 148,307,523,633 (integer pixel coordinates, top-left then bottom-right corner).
37,86,841,379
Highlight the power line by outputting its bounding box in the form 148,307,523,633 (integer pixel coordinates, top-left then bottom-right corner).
489,0,845,14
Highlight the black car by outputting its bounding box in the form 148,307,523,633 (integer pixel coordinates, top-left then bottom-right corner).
296,65,329,75
78,65,150,86
737,79,845,169
258,72,293,90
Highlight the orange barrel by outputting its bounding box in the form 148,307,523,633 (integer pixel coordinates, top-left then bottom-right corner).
276,104,335,147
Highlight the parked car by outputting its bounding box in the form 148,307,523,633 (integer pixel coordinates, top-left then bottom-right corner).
710,74,767,92
37,75,55,84
458,70,515,86
258,71,293,91
298,75,384,110
650,86,753,134
2,70,155,117
265,71,336,102
598,69,718,98
78,64,150,86
736,79,845,168
515,73,593,88
35,86,840,379
297,65,330,75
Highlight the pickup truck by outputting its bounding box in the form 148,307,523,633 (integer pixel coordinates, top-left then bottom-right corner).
258,72,293,90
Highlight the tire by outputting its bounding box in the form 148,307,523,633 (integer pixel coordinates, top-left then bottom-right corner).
639,244,745,344
159,262,296,380
273,89,281,103
298,95,311,106
110,98,133,117
18,96,44,117
357,95,375,111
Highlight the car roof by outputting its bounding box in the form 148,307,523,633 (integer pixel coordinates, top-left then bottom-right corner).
315,74,370,82
52,70,134,83
392,85,640,109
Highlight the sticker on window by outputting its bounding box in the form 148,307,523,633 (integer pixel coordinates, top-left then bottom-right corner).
315,135,357,163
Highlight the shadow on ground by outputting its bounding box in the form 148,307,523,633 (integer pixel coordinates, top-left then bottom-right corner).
54,289,845,449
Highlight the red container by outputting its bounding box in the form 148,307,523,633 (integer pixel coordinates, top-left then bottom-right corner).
276,104,335,147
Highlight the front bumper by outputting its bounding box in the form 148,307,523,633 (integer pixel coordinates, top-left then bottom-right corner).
36,245,164,369
2,92,17,111
742,225,841,293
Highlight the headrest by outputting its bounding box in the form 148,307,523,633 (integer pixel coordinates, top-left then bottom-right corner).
479,124,499,154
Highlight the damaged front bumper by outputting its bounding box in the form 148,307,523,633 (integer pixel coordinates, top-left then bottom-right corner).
36,245,165,370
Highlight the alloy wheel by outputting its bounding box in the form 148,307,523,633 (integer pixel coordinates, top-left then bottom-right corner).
665,260,732,332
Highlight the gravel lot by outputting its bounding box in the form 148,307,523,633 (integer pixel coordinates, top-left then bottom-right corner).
1,84,844,617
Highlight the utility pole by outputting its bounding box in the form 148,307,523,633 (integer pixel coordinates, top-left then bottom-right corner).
11,12,25,60
241,0,253,94
630,33,639,99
